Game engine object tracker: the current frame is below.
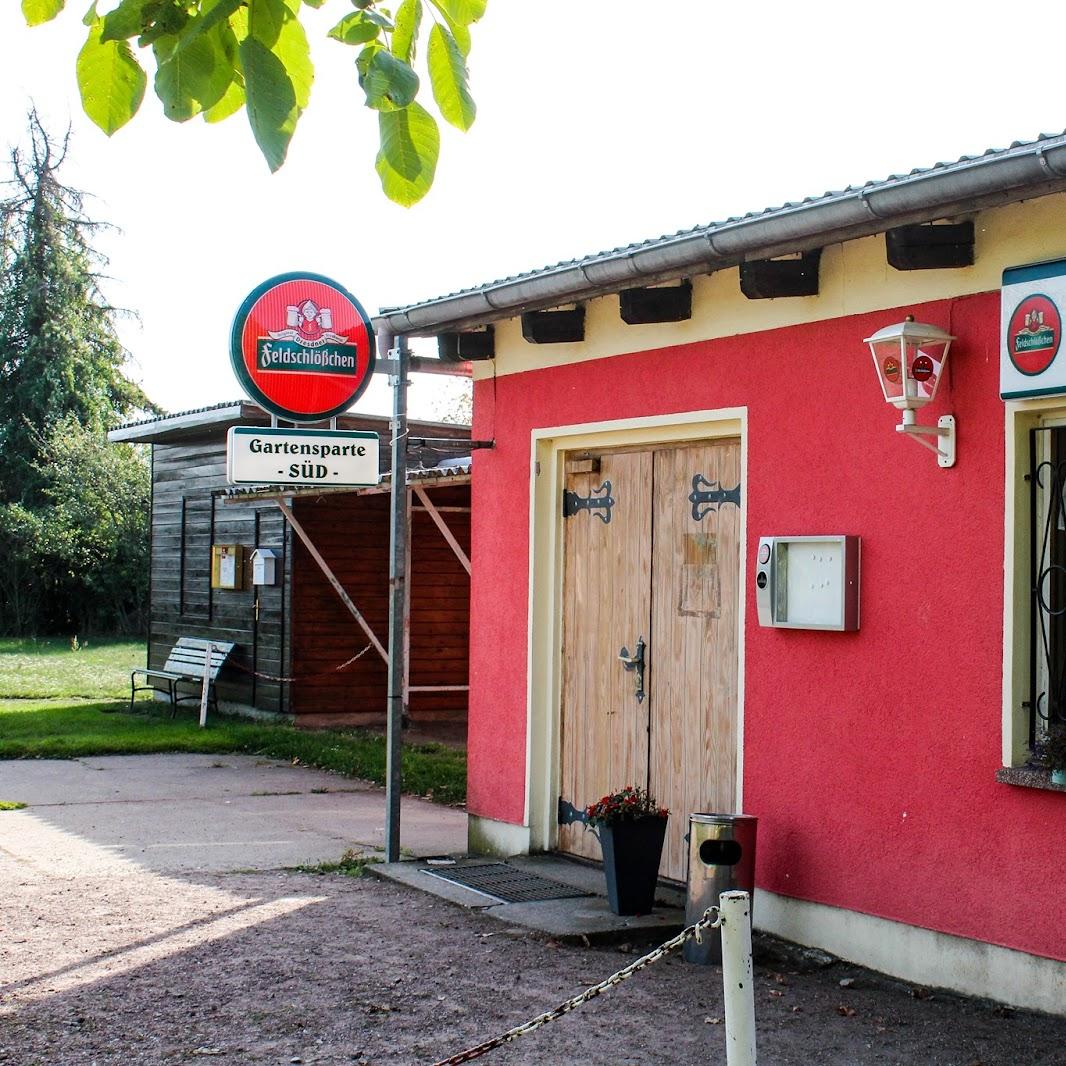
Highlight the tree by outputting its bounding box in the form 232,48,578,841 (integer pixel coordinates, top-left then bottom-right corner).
0,419,152,635
432,379,471,424
19,0,487,206
0,114,154,500
0,114,155,634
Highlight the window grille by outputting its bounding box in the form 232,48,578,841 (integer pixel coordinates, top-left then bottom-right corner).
1029,426,1066,746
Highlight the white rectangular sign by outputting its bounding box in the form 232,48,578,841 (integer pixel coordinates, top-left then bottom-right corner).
226,427,380,487
1001,259,1066,399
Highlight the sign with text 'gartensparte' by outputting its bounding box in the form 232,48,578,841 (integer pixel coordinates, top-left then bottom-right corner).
227,427,380,488
230,272,376,422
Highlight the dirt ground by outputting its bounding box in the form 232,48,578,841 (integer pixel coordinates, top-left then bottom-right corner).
3,864,1066,1066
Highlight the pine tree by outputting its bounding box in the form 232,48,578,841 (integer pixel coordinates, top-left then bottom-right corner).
0,113,157,634
0,112,153,507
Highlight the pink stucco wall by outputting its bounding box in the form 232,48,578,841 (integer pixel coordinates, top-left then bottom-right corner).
468,290,1066,961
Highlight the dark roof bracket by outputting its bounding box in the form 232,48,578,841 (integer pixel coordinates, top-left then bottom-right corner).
438,326,495,361
521,306,586,344
619,280,693,324
739,250,822,300
885,221,975,271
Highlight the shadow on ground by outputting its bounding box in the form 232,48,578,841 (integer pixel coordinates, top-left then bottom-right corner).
2,755,1066,1064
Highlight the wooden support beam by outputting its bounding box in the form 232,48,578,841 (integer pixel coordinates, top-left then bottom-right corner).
408,685,470,693
275,498,388,664
412,505,471,513
413,484,472,574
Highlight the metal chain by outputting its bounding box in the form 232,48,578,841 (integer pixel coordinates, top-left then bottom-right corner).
430,906,722,1066
226,642,373,683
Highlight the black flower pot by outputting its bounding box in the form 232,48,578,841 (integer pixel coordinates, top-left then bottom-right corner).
599,815,668,916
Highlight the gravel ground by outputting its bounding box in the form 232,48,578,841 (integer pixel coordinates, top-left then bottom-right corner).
2,863,1066,1066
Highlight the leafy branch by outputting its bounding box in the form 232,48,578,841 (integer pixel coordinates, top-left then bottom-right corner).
20,0,487,205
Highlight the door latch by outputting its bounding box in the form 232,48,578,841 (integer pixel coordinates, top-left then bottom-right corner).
618,636,646,704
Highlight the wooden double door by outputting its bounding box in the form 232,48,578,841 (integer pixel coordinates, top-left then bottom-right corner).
558,439,741,882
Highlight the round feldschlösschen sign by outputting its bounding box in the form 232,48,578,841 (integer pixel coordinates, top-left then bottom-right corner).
1007,293,1061,377
230,273,376,421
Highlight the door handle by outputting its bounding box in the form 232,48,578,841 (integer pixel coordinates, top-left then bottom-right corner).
618,636,646,704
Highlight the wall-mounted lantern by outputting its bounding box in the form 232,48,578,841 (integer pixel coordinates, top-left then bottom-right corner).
864,316,956,468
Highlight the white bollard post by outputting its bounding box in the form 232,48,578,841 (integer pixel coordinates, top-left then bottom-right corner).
719,890,757,1066
199,642,214,729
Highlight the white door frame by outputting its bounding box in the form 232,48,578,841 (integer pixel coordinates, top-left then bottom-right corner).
524,407,748,852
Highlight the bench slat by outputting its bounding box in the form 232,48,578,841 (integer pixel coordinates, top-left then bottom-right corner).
167,652,229,668
173,638,235,652
161,638,236,683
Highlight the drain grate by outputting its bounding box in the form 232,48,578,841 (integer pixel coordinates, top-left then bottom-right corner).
422,862,591,904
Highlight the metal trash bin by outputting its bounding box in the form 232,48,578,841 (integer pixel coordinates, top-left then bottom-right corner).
683,813,757,965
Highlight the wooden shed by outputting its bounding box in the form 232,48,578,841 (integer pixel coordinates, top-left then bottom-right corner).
109,400,471,729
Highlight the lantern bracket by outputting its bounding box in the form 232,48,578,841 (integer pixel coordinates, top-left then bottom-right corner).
895,412,956,468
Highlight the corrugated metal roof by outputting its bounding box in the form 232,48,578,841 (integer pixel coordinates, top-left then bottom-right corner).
111,399,248,433
377,130,1066,335
109,399,470,444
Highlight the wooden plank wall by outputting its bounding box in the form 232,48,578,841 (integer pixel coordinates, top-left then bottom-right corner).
290,482,471,727
409,484,471,722
151,439,289,713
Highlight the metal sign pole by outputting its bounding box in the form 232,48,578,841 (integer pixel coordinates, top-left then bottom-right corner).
385,334,409,863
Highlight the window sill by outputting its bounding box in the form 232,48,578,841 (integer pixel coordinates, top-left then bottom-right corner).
995,767,1066,793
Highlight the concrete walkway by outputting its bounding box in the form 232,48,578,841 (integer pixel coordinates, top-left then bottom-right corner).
375,854,687,944
0,753,466,874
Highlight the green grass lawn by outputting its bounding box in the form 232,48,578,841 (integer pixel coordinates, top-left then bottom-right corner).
0,636,143,699
0,639,466,805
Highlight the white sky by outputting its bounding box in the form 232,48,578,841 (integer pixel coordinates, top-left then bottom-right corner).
2,1,1066,421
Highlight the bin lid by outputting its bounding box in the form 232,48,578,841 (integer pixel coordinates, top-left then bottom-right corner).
689,812,757,825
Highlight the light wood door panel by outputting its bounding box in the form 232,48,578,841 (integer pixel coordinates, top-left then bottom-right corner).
649,439,741,881
558,451,652,862
558,439,740,883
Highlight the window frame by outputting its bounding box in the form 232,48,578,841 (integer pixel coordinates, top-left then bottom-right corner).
1004,400,1066,766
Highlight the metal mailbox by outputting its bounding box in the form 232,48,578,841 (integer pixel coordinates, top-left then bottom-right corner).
755,535,860,631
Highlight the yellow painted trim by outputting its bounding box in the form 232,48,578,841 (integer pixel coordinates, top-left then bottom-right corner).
524,409,748,851
1002,398,1066,766
472,193,1066,382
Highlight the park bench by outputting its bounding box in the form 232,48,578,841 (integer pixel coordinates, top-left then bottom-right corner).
130,637,236,716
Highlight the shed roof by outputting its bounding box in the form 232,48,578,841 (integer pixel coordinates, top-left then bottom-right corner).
376,131,1066,337
108,400,469,445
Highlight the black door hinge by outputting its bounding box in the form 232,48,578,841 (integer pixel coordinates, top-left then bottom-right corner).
562,480,614,523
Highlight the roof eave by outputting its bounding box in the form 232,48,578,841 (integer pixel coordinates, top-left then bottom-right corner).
375,138,1066,337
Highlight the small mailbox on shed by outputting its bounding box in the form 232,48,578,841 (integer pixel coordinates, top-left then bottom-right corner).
250,547,278,586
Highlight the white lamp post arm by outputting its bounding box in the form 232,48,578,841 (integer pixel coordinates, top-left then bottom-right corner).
895,413,956,467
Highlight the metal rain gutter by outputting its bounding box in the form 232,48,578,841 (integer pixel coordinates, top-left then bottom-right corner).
375,136,1066,337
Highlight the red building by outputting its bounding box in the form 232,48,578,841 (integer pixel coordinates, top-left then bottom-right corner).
377,134,1066,1013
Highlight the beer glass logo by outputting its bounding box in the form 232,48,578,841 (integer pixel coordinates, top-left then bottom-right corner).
268,298,348,348
1008,294,1061,376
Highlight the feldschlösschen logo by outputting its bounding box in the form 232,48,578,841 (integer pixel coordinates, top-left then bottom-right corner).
230,273,376,423
258,297,358,376
1008,293,1062,377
